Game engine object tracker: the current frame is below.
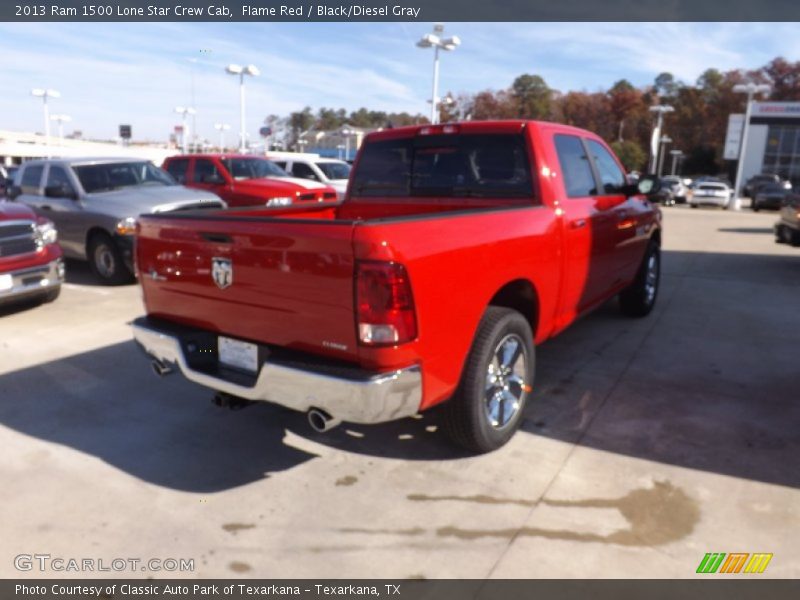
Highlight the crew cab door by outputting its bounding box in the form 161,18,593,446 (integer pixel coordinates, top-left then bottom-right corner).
552,134,619,315
584,139,644,282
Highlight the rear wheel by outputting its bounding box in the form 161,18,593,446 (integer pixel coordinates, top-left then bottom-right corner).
785,226,800,246
619,241,660,318
88,232,133,285
443,307,535,454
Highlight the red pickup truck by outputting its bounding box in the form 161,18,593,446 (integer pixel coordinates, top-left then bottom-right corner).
133,121,662,452
1,200,64,306
162,154,338,207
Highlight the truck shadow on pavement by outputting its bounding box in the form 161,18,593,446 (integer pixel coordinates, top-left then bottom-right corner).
0,249,798,492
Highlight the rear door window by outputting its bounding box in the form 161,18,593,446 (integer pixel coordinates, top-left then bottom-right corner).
193,159,223,183
554,135,597,198
20,165,44,195
350,133,533,200
165,158,190,183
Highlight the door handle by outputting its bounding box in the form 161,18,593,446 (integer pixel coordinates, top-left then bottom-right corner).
570,219,587,229
40,204,52,210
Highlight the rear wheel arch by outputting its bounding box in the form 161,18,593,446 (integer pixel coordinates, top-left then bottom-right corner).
487,278,540,339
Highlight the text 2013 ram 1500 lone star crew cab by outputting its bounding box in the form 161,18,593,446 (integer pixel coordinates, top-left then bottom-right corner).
133,121,662,452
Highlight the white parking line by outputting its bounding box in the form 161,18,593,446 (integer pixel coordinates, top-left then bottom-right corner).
63,283,112,296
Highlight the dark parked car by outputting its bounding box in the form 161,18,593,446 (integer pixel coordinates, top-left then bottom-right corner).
744,173,791,198
753,182,790,211
775,194,800,246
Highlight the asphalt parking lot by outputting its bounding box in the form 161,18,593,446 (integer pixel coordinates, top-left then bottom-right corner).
1,206,798,579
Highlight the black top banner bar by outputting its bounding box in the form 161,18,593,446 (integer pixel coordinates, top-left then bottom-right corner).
4,0,800,22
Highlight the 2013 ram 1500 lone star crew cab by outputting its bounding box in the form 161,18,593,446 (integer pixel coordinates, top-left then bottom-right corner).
132,121,662,452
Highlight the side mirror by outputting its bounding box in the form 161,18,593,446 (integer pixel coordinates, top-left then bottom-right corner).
44,184,76,199
6,185,22,200
636,175,661,196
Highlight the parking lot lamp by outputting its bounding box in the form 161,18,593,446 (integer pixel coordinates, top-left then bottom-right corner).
648,105,674,173
417,24,460,125
670,149,683,176
732,83,771,210
174,106,196,153
341,128,354,161
214,123,231,151
50,114,71,142
31,88,60,155
226,64,260,152
657,135,672,177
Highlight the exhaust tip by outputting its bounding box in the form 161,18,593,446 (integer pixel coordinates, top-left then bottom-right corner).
308,408,340,433
151,359,173,377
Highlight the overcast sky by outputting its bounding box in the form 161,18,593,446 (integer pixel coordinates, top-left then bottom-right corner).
0,22,797,142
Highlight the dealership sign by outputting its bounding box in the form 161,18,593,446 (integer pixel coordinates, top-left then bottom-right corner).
751,102,800,117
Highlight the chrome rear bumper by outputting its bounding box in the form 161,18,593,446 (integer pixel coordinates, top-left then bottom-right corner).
131,318,422,424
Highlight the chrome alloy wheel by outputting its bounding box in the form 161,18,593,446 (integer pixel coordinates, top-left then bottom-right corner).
644,252,659,305
484,334,529,429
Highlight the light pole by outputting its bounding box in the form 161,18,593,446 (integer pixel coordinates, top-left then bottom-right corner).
50,114,71,142
341,128,354,161
656,136,672,177
670,149,684,176
648,105,674,173
31,88,60,153
417,24,460,125
732,82,771,209
214,123,230,151
174,106,196,153
226,64,260,152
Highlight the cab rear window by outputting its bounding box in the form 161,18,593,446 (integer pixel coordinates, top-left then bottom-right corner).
350,133,534,200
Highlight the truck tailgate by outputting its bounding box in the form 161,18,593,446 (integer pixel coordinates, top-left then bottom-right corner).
136,215,359,362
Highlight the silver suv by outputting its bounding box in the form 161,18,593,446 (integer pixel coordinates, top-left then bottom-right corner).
9,158,225,284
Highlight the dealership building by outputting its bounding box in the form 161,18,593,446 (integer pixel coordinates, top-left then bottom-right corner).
727,101,800,187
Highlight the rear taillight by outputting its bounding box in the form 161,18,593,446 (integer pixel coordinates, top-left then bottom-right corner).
356,261,417,346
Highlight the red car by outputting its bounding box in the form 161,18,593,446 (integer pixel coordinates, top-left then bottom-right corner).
1,200,64,306
162,154,338,208
134,121,662,452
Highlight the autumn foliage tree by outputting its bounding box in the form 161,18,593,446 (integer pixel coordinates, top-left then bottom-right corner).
284,56,800,176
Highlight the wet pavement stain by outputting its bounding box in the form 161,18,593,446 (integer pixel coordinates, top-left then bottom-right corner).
222,523,256,535
229,561,252,573
408,493,534,507
431,481,699,546
336,475,358,486
339,526,425,536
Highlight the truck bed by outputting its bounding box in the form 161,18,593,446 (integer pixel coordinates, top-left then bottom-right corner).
136,198,535,369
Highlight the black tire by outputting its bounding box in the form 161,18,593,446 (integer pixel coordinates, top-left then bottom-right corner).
788,227,800,247
690,204,698,209
87,232,133,285
41,286,61,303
752,201,760,212
619,241,660,318
443,307,535,454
